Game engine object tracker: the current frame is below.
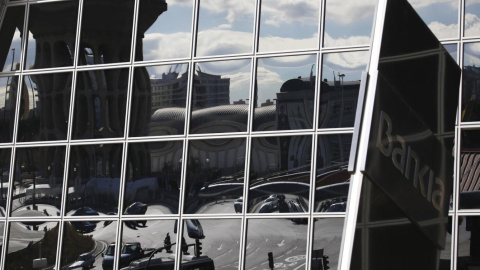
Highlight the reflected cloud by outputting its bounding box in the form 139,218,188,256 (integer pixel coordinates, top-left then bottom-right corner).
323,33,370,48
262,0,319,26
196,29,253,56
325,0,375,25
199,0,255,23
409,0,458,9
143,32,191,60
323,50,369,72
464,43,480,65
465,13,480,36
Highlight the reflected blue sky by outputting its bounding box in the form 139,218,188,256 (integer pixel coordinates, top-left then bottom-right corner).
465,0,480,37
321,51,369,82
408,0,458,39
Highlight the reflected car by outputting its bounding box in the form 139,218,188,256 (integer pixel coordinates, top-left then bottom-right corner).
70,221,96,233
122,254,214,270
67,252,95,269
174,219,205,239
72,206,100,218
326,202,347,212
124,202,148,227
234,197,243,213
102,243,116,270
120,242,145,268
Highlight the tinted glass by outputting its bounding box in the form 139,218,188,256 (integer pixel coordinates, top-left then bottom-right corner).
457,216,480,269
184,138,246,214
6,221,59,269
408,0,458,40
72,68,129,140
66,144,123,216
135,0,187,61
190,59,251,134
258,0,319,52
248,135,311,213
17,73,72,142
0,6,25,72
318,51,368,128
245,219,308,269
11,146,65,217
0,76,18,143
465,0,480,37
60,220,117,269
196,0,255,57
124,141,183,215
130,64,188,137
315,134,351,212
78,0,134,65
444,43,458,63
462,43,480,122
312,218,344,270
253,54,316,132
323,0,375,48
0,148,11,211
25,1,78,70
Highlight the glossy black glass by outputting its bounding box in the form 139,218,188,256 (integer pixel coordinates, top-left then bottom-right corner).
312,218,344,270
0,6,25,72
462,43,480,122
457,216,480,269
459,130,480,209
407,0,458,40
0,76,18,143
0,148,10,211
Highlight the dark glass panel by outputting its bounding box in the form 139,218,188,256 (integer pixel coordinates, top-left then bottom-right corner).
318,51,368,129
25,1,78,70
253,55,316,132
196,0,255,56
459,130,480,209
78,0,134,65
130,64,188,137
6,221,59,269
457,216,480,269
0,6,25,72
65,143,123,216
462,43,480,122
120,219,176,268
180,219,241,269
135,0,190,61
190,60,250,134
314,134,351,212
60,220,117,269
465,0,480,37
248,135,311,213
408,0,458,40
17,73,72,142
72,68,129,140
258,0,319,52
11,146,65,217
0,76,18,143
245,219,308,269
323,0,375,48
0,148,10,212
124,141,183,215
312,218,344,270
184,138,245,214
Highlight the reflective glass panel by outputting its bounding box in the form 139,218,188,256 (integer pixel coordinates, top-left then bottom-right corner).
258,0,319,52
444,43,458,63
196,0,255,57
65,143,123,216
312,218,344,270
190,60,251,134
130,64,188,137
457,216,480,269
459,130,480,209
440,218,452,270
0,76,18,143
135,0,189,61
462,43,480,122
465,0,480,37
323,0,375,48
78,0,134,65
319,51,368,128
6,221,59,269
60,220,117,269
25,1,78,70
11,146,65,217
245,219,308,269
72,68,129,140
184,138,246,214
180,219,241,269
0,148,10,212
0,6,25,72
408,0,458,40
315,134,351,212
124,141,183,215
253,54,316,132
17,73,72,142
248,135,311,213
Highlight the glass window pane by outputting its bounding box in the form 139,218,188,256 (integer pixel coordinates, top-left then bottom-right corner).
462,43,480,122
254,54,316,132
72,68,129,140
17,73,72,142
315,134,351,212
11,146,65,217
407,0,458,40
0,76,18,143
25,1,79,70
196,0,255,57
60,220,117,269
312,218,344,270
444,43,458,63
319,51,368,129
248,135,311,213
457,216,480,269
124,141,183,215
323,0,375,48
66,144,123,216
0,148,10,213
136,0,190,62
184,138,245,214
258,0,319,52
0,6,25,72
465,0,480,37
79,0,135,65
6,221,59,269
130,64,188,137
190,59,251,134
245,219,308,269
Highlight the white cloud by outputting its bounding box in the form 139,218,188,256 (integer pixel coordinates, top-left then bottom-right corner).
466,0,480,5
199,0,255,23
464,43,480,66
196,29,253,56
323,51,369,72
259,33,318,52
168,0,194,7
465,13,480,37
408,0,456,9
325,0,375,25
142,32,191,60
427,21,458,39
256,66,283,85
323,32,370,48
261,0,319,27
